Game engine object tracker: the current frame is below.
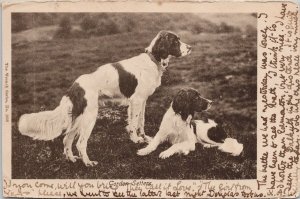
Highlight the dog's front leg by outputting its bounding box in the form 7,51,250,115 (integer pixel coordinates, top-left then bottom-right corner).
128,98,145,143
138,100,152,143
137,130,166,156
126,102,133,132
138,100,146,134
159,141,195,159
198,139,221,148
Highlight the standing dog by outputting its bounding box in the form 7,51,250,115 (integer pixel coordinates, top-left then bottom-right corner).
137,89,212,158
18,31,192,166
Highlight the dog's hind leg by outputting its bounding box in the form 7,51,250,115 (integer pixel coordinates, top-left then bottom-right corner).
75,98,99,167
76,113,98,166
63,127,79,163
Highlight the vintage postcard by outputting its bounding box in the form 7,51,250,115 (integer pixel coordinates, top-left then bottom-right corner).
2,0,299,198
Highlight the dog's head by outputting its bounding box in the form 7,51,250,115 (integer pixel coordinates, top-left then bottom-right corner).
207,123,228,143
172,88,212,121
145,31,191,62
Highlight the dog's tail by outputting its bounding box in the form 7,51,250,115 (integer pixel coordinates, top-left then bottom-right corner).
18,96,73,141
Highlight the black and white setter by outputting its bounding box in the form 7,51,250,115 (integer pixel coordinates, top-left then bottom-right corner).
137,88,243,158
18,31,192,166
137,88,212,158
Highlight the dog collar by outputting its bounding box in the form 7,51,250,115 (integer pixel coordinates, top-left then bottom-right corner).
146,52,160,65
146,52,167,71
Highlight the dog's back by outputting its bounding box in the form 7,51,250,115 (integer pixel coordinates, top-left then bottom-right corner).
192,119,229,148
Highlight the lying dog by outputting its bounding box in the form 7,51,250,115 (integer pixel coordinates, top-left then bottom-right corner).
138,89,243,158
18,30,191,166
137,88,212,158
191,119,243,156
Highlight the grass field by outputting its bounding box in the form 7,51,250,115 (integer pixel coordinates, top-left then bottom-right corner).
11,13,257,179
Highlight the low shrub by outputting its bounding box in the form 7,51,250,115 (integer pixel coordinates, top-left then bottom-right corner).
80,16,98,31
54,16,72,39
217,22,241,33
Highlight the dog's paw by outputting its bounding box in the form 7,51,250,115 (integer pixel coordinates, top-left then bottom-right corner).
143,135,153,143
69,156,80,163
137,148,150,156
130,134,144,143
66,155,80,163
84,160,98,167
203,144,212,148
159,150,173,159
125,125,132,133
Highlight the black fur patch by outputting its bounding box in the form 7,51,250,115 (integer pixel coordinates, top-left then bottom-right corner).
112,62,138,98
152,31,181,61
66,82,87,120
172,89,207,121
190,121,197,135
207,125,227,143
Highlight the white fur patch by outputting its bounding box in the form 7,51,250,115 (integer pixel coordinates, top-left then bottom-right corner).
18,96,73,141
218,138,243,156
137,105,196,158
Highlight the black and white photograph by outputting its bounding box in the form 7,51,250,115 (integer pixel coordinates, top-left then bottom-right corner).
11,12,257,179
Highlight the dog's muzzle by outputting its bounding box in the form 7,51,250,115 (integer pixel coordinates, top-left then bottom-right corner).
180,42,192,56
205,100,213,111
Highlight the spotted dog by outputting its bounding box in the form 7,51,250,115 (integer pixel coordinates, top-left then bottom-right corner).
18,31,192,166
137,89,212,159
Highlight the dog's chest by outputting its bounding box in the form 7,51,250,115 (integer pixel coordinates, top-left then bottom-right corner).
133,67,162,97
168,119,194,144
140,72,162,94
168,131,186,144
120,54,162,96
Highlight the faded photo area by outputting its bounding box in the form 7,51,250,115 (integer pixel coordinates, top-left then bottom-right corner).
12,13,257,179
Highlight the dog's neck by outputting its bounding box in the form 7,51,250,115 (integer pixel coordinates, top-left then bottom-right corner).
146,52,169,72
170,104,194,127
190,120,197,135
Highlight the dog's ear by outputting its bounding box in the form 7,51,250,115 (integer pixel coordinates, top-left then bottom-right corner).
145,31,164,53
151,31,173,60
172,90,194,121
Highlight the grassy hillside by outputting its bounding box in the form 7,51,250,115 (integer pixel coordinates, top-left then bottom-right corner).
12,13,255,43
12,13,257,179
